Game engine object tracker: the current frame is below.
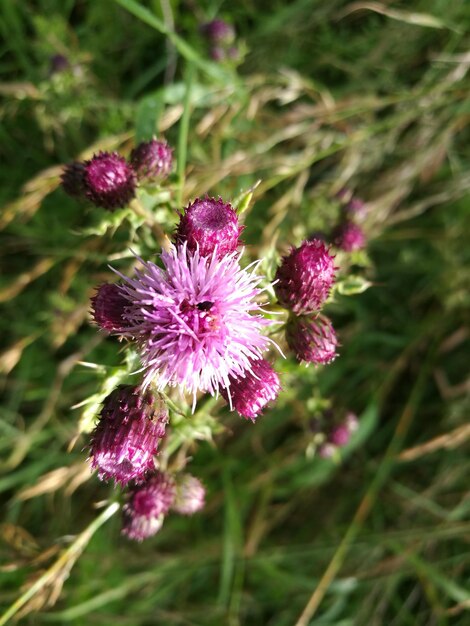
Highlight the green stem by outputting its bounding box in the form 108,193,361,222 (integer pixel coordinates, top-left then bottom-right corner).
0,502,119,625
177,63,195,208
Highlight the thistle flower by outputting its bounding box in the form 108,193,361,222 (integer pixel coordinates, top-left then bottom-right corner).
201,19,235,45
345,198,367,220
61,161,86,198
115,244,273,405
285,314,338,365
83,152,136,210
122,471,176,541
172,474,206,515
89,386,168,485
49,53,69,75
221,358,280,421
333,221,366,252
130,139,173,183
274,239,336,315
91,283,130,332
319,411,359,457
175,197,243,259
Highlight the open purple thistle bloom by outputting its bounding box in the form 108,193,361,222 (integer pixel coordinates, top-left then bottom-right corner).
89,386,168,485
122,471,176,541
221,357,280,421
114,244,274,404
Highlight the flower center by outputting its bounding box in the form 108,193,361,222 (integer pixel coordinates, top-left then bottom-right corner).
179,299,219,334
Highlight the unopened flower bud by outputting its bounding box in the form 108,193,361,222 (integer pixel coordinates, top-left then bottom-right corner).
175,196,243,259
61,161,86,199
333,221,366,252
172,474,205,515
201,19,235,45
83,152,136,210
274,239,336,315
286,314,338,364
221,358,280,421
91,283,130,332
89,386,168,485
122,471,176,541
130,139,173,183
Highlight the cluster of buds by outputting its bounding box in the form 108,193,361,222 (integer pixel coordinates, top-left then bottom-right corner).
88,385,205,541
333,189,367,252
315,412,359,458
200,18,238,62
61,138,173,210
274,239,339,365
91,193,281,421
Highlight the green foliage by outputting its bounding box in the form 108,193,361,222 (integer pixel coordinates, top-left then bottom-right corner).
1,1,470,624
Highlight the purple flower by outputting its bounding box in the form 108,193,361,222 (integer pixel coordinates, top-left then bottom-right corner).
333,222,366,252
274,240,336,315
89,386,168,485
122,471,176,541
329,424,351,447
114,244,274,405
171,474,206,515
201,19,235,45
130,139,173,183
49,53,69,75
175,196,243,260
91,283,130,332
286,314,338,365
61,161,86,198
221,358,280,421
345,198,367,220
83,152,136,210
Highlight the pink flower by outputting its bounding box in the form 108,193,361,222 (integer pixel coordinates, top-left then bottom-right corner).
221,357,280,421
274,239,336,315
89,386,168,485
114,244,274,405
83,152,136,210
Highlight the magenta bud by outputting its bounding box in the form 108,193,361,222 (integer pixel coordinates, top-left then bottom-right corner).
130,139,173,183
333,221,366,252
83,152,136,210
274,239,336,315
175,196,243,259
61,161,86,199
89,386,168,485
91,283,130,332
221,358,280,421
121,471,176,541
286,314,338,365
201,19,235,45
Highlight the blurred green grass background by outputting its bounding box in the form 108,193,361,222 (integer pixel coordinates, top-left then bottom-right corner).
0,1,469,624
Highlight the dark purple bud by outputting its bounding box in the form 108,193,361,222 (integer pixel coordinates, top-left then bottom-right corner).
61,161,86,199
346,198,367,219
130,139,173,184
122,471,176,541
50,54,70,75
175,196,243,259
210,46,226,62
91,283,130,333
89,386,168,485
201,19,235,45
286,314,338,365
171,474,206,515
83,152,136,210
333,221,366,252
274,239,337,315
221,358,280,421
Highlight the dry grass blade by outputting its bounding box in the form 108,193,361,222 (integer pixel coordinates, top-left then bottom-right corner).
398,424,470,462
16,462,91,501
336,2,456,31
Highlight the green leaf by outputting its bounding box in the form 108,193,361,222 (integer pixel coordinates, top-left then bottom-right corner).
336,274,372,296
